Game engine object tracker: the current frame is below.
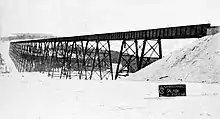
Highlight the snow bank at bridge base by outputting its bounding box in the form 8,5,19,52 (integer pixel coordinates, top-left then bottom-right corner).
128,33,220,83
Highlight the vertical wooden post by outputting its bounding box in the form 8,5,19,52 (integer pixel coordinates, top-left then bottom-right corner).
83,41,89,80
90,42,97,80
67,41,75,79
96,41,103,80
158,39,162,59
115,40,125,80
139,39,146,70
107,40,114,80
134,39,139,71
74,42,81,79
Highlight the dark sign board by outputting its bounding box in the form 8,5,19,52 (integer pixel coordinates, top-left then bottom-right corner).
159,84,186,97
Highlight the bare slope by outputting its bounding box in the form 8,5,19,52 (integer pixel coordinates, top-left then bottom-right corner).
128,33,220,83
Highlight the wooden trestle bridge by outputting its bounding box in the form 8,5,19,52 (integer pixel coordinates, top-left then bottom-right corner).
9,24,215,80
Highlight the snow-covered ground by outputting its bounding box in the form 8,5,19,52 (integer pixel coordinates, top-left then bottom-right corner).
128,33,220,83
0,33,220,119
0,72,220,119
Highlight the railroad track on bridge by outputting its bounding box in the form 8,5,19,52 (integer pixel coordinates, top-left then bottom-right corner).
9,23,219,80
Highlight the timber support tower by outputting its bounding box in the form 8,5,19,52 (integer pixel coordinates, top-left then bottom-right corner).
9,23,218,80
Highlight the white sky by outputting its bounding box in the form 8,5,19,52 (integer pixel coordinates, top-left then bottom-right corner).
0,0,220,55
0,0,220,37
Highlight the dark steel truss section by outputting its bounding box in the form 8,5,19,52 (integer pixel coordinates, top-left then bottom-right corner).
15,24,210,43
9,40,114,80
9,24,212,80
114,38,162,79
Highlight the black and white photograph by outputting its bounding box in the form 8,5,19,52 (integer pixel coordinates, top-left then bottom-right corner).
0,0,220,119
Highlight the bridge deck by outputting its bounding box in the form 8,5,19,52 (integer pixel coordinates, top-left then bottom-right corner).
10,23,217,80
14,24,211,43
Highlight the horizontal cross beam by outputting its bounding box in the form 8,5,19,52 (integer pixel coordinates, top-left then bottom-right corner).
13,24,211,43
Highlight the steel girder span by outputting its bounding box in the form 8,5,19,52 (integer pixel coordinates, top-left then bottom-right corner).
9,23,212,80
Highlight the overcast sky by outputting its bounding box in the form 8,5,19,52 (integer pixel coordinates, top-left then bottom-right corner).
0,0,220,55
0,0,220,37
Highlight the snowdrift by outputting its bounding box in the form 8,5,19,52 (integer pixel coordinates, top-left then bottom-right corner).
128,33,220,83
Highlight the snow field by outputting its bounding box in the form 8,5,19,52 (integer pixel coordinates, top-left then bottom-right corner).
1,33,220,119
0,72,219,119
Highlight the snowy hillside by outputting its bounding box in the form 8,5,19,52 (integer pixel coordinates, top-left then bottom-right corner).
128,33,220,83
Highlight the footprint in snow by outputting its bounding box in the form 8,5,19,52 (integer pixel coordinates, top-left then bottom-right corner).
200,113,211,116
